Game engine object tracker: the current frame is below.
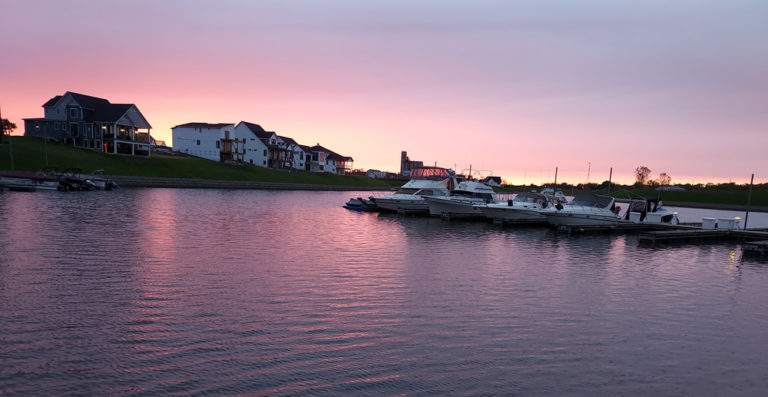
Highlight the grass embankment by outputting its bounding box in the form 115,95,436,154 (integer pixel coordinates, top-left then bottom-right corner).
0,136,396,188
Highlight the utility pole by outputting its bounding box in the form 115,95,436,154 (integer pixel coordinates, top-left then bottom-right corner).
608,167,613,193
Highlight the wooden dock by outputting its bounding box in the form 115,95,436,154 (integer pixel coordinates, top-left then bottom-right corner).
639,228,768,244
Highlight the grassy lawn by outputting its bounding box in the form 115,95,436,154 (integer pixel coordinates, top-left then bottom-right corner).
0,136,393,187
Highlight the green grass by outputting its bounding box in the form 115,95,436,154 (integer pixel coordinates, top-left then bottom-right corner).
0,136,394,187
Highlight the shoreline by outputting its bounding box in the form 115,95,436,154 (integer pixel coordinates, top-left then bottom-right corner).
108,175,396,191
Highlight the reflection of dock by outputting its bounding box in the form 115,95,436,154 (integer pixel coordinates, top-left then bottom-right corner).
743,240,768,257
639,228,768,244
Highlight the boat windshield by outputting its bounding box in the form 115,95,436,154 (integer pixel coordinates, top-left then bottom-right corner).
570,194,613,208
410,167,451,180
514,192,546,204
395,187,421,195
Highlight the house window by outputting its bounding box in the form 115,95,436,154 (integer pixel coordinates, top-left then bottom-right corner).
263,160,266,165
263,149,267,156
250,159,253,164
216,141,220,149
34,121,40,129
197,140,200,145
320,165,324,171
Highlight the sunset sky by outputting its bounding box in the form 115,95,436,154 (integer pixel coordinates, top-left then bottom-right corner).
2,0,766,185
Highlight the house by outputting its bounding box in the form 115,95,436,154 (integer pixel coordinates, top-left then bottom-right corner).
171,122,239,162
277,136,306,170
233,121,272,167
24,91,153,156
305,144,353,175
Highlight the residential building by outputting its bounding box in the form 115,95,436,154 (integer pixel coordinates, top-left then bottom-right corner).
171,122,239,162
233,121,271,167
306,144,354,175
24,91,153,156
278,136,306,170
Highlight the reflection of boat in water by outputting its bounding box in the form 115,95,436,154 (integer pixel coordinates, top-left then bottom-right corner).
424,180,499,219
479,192,552,224
372,167,458,215
344,197,378,212
543,194,621,226
0,168,60,192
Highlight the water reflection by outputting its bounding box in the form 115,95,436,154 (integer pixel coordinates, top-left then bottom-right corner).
2,189,768,395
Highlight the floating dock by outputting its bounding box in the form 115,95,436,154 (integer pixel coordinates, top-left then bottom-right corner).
639,229,768,244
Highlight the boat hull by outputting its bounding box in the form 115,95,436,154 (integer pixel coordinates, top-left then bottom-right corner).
373,196,429,214
544,211,619,226
424,197,486,218
480,205,547,223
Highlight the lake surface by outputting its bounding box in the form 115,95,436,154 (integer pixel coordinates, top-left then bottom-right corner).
2,189,768,396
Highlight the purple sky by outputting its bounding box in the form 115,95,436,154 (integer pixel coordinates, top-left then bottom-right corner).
2,0,766,184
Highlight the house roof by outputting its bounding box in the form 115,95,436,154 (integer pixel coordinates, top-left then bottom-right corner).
42,95,63,107
43,91,151,128
173,122,234,129
240,121,273,140
278,136,299,146
310,144,353,162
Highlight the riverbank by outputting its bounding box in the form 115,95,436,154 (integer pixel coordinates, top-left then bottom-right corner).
108,175,395,191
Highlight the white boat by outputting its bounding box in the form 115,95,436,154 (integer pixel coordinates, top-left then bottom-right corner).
372,167,458,214
0,169,60,192
621,197,679,225
479,191,552,223
424,180,499,218
543,194,621,226
539,187,569,204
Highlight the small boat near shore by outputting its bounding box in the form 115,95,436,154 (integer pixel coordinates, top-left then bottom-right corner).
344,196,378,211
0,168,60,192
543,194,621,226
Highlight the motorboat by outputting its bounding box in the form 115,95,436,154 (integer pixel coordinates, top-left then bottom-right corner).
540,187,569,205
87,169,119,190
58,168,98,191
479,191,552,224
622,197,678,225
372,167,458,214
0,168,60,192
543,193,621,227
424,180,499,218
344,196,378,212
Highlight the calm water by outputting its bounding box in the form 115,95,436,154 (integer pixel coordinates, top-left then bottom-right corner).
2,189,768,396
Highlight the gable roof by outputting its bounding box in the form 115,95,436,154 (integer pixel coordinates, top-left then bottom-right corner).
239,121,273,140
278,136,299,146
310,144,353,162
43,91,151,128
173,122,234,129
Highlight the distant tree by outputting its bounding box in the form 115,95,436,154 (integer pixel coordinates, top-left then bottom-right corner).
634,166,651,185
1,118,16,144
658,172,671,186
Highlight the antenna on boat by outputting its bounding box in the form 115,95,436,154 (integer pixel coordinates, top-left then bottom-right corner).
608,167,612,193
554,166,558,185
745,173,754,229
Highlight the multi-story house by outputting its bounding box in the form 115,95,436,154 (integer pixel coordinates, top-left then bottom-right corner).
24,91,153,156
171,122,241,162
305,144,354,175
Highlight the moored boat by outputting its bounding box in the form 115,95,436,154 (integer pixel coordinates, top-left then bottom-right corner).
479,191,552,224
424,180,499,219
344,197,378,212
543,194,620,227
372,167,458,215
0,168,60,192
